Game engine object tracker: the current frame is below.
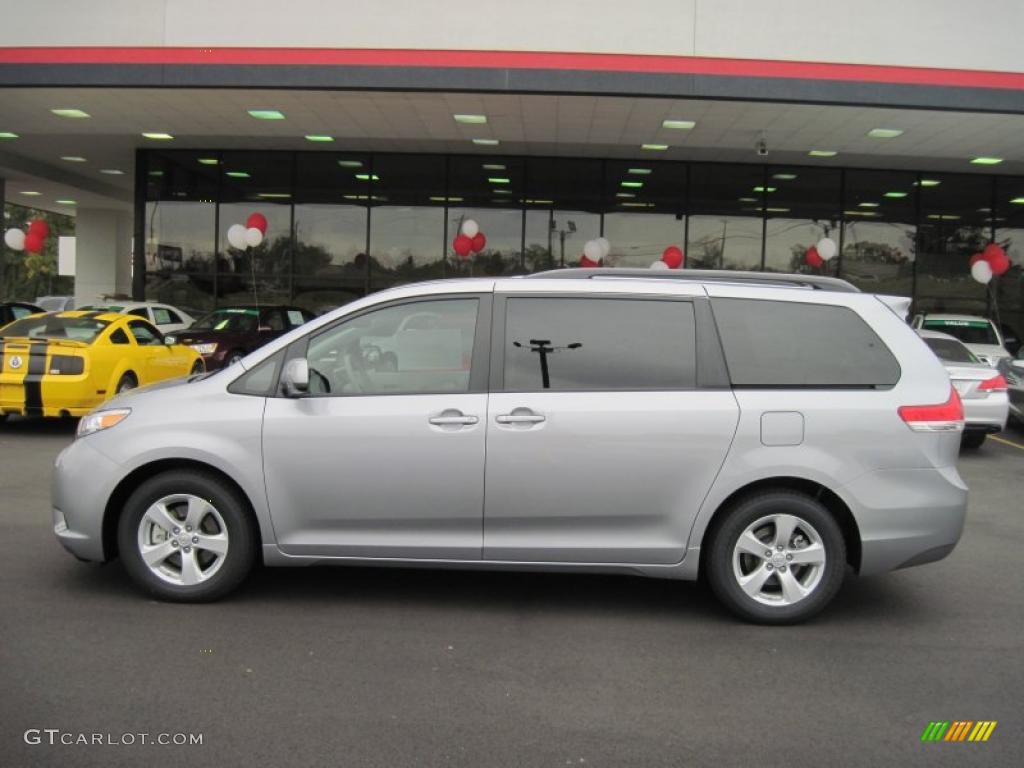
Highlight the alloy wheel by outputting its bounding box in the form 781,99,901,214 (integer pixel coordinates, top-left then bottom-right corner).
731,513,826,606
136,494,230,586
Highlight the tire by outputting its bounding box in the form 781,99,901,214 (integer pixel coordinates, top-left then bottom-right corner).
117,470,256,602
960,431,986,450
115,372,137,394
190,359,205,375
706,491,846,625
226,351,244,366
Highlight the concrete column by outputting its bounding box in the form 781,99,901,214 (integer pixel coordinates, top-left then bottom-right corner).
73,207,133,306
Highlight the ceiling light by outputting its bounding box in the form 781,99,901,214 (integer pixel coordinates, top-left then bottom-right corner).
621,181,643,188
616,193,636,198
0,132,18,139
141,132,174,140
454,114,487,124
337,160,363,167
926,214,961,220
429,196,464,202
482,164,505,170
752,186,776,193
628,168,652,175
20,191,42,196
488,177,510,184
100,169,124,175
867,128,904,138
355,173,380,181
257,193,291,199
1009,197,1024,205
304,135,334,142
621,202,656,208
914,179,941,187
197,158,219,165
55,199,76,205
472,138,499,146
858,202,880,208
525,199,553,205
772,173,797,180
493,189,513,194
738,197,758,203
662,120,695,130
765,207,790,213
808,150,838,157
844,210,877,217
61,156,87,162
247,109,285,120
225,171,250,178
148,171,164,177
970,157,1003,165
884,191,908,198
641,144,669,151
51,108,90,118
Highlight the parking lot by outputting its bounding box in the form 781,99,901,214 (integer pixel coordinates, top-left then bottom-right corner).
0,417,1021,768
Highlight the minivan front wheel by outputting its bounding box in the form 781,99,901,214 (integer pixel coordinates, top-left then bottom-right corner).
118,470,256,602
707,491,846,624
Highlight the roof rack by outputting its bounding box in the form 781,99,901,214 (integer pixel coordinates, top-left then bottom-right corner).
525,268,861,293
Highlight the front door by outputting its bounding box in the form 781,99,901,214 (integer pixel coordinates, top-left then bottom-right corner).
264,294,490,560
483,295,739,565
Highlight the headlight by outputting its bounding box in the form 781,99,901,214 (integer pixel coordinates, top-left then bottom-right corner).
77,408,131,438
191,343,217,355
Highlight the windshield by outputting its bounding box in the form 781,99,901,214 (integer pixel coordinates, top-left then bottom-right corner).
79,304,124,312
191,309,259,333
922,320,999,346
0,315,109,343
923,337,979,364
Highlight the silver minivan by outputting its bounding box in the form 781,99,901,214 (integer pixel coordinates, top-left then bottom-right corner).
53,270,968,624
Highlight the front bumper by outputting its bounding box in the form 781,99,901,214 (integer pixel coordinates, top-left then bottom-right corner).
52,437,124,562
840,465,968,576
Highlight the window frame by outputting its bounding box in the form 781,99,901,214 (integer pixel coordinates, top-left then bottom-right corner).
126,318,165,346
262,292,493,399
491,292,728,393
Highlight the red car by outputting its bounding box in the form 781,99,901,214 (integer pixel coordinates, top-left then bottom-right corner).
169,305,317,370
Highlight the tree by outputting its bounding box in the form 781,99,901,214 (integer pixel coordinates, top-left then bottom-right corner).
2,204,75,300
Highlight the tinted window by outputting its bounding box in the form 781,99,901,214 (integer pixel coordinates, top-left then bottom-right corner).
0,315,108,343
11,306,34,320
711,298,900,387
504,298,696,391
262,309,286,331
922,319,999,346
109,328,131,345
306,299,478,396
128,307,149,318
922,337,979,364
192,309,259,333
153,307,179,325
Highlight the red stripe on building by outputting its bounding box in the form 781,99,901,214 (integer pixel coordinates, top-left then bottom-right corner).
0,47,1022,90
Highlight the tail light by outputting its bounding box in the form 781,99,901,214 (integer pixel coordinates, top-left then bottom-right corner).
48,354,85,375
978,374,1008,392
898,387,964,432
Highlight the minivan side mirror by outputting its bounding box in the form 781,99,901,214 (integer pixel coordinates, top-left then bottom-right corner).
281,357,310,397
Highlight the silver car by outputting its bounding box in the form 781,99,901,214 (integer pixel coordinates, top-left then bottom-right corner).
917,329,1009,449
53,270,968,624
998,349,1024,426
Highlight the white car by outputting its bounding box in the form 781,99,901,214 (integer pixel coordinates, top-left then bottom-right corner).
912,313,1010,367
78,301,195,334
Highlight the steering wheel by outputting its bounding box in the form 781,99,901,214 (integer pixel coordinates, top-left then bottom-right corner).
342,349,373,393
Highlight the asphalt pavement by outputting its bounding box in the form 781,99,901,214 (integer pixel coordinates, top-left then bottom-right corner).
1,417,1022,768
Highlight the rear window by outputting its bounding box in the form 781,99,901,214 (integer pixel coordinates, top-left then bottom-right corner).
922,319,998,346
0,315,109,343
922,337,979,364
711,298,900,388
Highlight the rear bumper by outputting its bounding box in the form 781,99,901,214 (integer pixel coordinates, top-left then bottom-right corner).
1,375,101,417
840,465,968,576
962,392,1008,431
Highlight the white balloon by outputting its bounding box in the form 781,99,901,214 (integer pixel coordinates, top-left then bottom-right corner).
650,259,670,270
596,237,611,258
245,227,264,247
461,219,479,238
971,260,993,284
227,224,248,250
583,239,603,262
816,237,838,261
4,228,26,251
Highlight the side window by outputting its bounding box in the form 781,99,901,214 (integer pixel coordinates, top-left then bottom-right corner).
306,298,479,396
12,306,34,320
711,298,901,387
262,310,286,331
152,307,177,325
286,309,307,328
127,307,149,318
109,328,131,345
229,349,284,396
504,298,696,391
127,320,163,346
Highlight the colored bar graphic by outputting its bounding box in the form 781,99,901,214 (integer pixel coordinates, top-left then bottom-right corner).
922,720,996,742
921,722,949,741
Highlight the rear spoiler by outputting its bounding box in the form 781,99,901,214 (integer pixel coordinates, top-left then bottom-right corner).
875,295,912,321
0,336,89,348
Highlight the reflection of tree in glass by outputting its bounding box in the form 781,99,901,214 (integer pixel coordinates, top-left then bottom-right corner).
512,339,582,389
1,204,75,299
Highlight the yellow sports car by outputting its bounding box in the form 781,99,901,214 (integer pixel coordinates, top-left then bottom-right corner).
0,310,204,419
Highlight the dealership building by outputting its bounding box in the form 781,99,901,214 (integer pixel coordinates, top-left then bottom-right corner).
1,0,1023,333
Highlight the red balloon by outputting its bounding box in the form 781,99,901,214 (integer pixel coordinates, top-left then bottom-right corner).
805,246,823,269
969,252,985,267
453,234,473,257
27,219,50,239
983,243,1010,276
579,255,599,268
246,213,268,234
24,232,45,254
471,232,487,253
661,245,684,269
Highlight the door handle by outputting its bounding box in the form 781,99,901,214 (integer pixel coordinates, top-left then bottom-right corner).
428,413,479,426
496,412,546,424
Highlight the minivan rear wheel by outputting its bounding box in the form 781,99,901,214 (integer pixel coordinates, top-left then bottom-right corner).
118,470,256,602
706,491,846,624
